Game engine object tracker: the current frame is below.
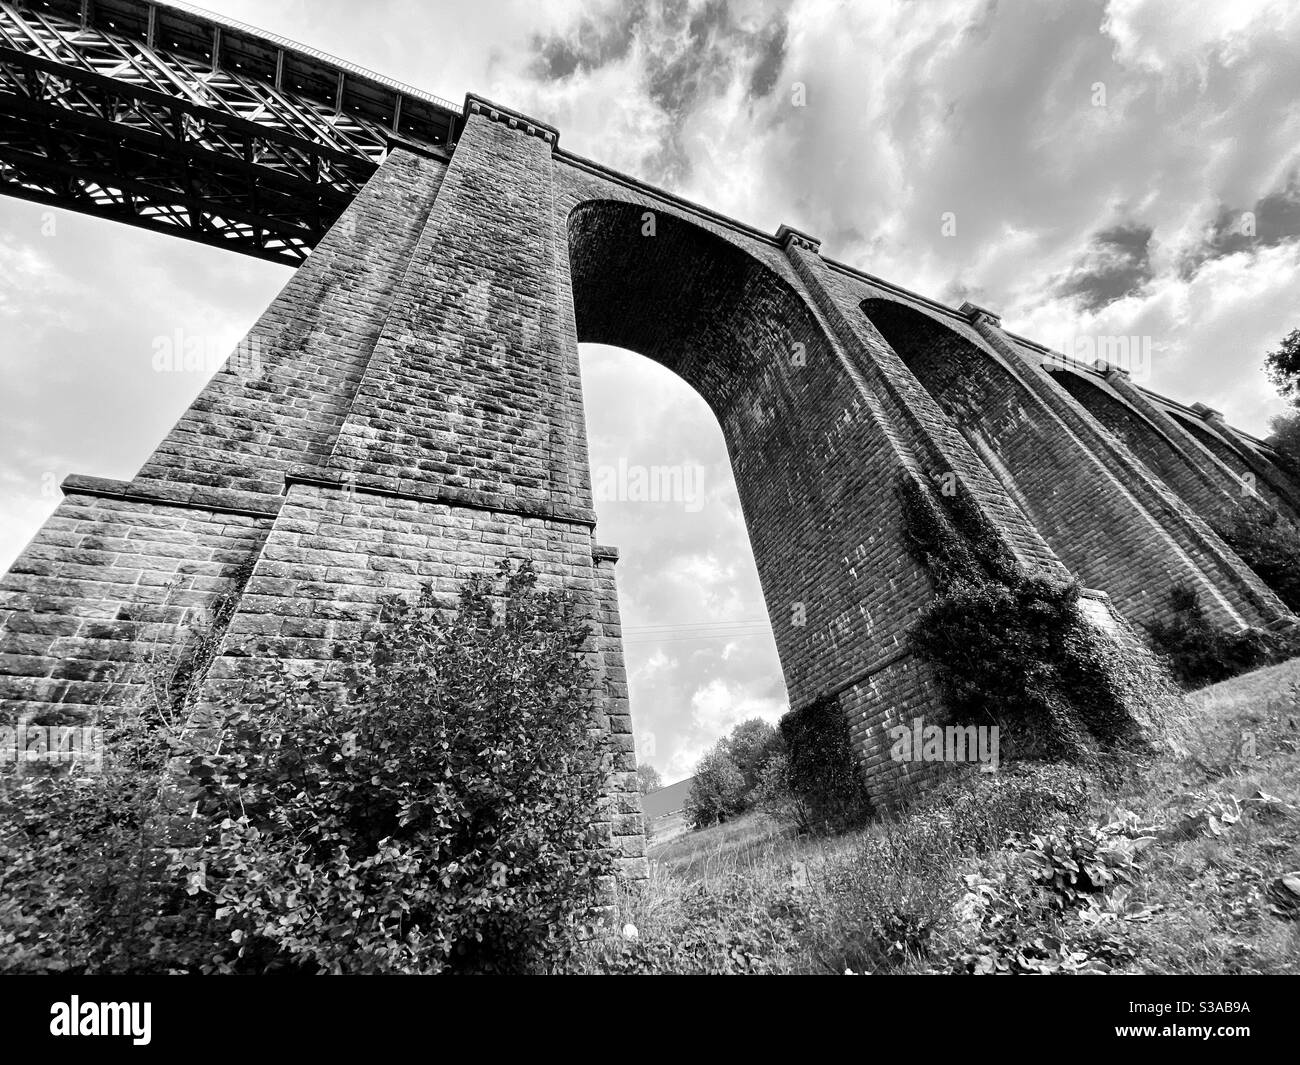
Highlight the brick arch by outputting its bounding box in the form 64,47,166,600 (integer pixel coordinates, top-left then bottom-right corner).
1170,412,1254,478
566,199,826,416
1045,366,1236,518
1166,410,1300,516
565,199,936,723
859,296,1218,624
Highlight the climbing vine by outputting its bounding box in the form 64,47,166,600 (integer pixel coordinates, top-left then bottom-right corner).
899,472,1174,764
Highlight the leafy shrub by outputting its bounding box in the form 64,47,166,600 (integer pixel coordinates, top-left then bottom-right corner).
752,750,800,823
901,472,1173,762
0,707,201,974
1,559,614,974
809,818,960,972
900,761,1098,856
779,695,873,833
1212,496,1300,612
1010,825,1141,910
940,864,1138,975
1145,583,1291,689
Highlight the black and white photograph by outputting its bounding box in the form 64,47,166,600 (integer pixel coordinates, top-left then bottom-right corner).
0,0,1295,1035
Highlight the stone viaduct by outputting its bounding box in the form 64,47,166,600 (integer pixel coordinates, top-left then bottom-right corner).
2,1,1297,876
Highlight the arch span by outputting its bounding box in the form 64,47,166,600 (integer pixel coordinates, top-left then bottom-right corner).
860,296,1245,627
1045,366,1239,519
566,201,938,740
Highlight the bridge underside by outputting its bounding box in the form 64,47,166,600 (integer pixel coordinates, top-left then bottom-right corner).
0,0,458,262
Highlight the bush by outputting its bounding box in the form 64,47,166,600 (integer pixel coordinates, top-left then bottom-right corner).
810,817,961,972
683,719,786,829
900,761,1098,856
1145,583,1291,689
901,473,1171,762
779,695,872,833
0,707,200,974
0,559,614,974
1212,496,1300,612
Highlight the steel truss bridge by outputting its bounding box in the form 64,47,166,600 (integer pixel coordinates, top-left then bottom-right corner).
0,0,461,263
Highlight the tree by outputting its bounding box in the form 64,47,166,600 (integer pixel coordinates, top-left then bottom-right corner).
1212,496,1300,612
1267,408,1300,474
635,764,662,795
684,750,746,829
720,718,781,794
1264,328,1300,401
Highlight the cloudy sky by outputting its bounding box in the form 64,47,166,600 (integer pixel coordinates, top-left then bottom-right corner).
3,0,1300,782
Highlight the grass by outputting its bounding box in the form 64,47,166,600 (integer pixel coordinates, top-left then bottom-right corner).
570,658,1300,974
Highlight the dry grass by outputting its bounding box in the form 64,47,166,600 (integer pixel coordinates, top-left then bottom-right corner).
572,658,1300,974
1107,656,1300,973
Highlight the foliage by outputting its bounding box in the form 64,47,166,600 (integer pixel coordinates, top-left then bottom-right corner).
752,750,799,823
1010,824,1144,909
779,695,873,833
573,873,808,975
0,564,257,975
810,818,959,971
1266,408,1300,475
1145,583,1291,690
1263,327,1300,402
636,764,662,795
1211,495,1300,612
900,472,1172,762
684,750,748,830
898,761,1097,857
568,655,1300,976
0,706,201,974
0,560,613,974
719,718,782,794
146,556,255,719
683,718,787,830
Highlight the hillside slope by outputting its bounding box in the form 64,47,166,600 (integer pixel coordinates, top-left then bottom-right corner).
575,658,1300,974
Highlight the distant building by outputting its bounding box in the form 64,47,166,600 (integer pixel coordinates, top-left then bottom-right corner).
641,776,693,820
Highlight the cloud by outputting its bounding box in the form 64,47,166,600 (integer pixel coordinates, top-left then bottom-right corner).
1181,170,1300,275
1053,222,1155,310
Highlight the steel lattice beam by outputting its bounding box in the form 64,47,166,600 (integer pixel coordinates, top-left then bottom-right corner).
0,0,460,263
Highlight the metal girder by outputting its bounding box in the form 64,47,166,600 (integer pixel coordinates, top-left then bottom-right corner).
0,0,460,263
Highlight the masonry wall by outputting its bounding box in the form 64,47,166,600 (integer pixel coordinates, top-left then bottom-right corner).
135,148,450,496
1170,412,1295,512
855,298,1294,632
1048,367,1243,520
0,484,269,726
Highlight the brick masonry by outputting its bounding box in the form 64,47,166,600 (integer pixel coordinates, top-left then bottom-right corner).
3,93,1299,862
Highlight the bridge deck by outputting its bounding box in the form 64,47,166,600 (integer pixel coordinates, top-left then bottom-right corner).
0,0,460,262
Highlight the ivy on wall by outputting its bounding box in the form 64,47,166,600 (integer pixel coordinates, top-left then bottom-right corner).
779,694,873,832
1211,495,1300,614
899,471,1174,764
